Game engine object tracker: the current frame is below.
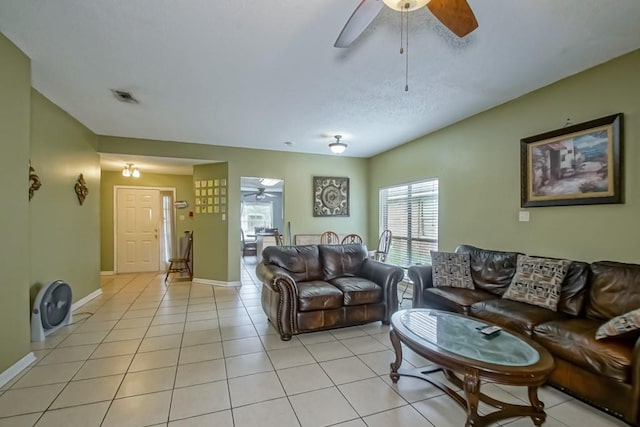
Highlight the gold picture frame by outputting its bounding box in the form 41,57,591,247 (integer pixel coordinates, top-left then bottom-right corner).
521,113,623,207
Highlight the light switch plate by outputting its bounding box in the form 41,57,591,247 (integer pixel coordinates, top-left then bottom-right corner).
519,211,530,222
179,215,185,220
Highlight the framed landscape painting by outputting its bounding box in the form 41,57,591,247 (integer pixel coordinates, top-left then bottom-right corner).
520,113,623,207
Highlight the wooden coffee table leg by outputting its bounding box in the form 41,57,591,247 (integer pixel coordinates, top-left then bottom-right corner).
528,385,546,426
389,328,402,383
463,368,482,427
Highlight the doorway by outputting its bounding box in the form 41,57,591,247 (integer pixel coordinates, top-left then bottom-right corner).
240,177,284,239
115,187,176,273
240,177,285,266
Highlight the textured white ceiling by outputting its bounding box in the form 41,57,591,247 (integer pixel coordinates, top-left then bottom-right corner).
1,0,639,158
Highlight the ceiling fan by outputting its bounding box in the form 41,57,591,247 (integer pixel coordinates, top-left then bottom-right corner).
243,187,276,200
334,0,478,48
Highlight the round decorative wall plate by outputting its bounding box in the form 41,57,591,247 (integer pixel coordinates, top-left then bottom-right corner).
313,176,349,217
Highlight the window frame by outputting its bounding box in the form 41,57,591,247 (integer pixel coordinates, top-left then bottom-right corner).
241,200,274,235
379,177,439,268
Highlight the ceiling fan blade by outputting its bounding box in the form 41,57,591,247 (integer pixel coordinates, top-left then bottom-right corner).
334,0,384,48
427,0,478,38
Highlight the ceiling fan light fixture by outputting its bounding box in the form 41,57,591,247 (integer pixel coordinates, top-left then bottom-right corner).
329,135,347,154
122,163,141,178
382,0,430,12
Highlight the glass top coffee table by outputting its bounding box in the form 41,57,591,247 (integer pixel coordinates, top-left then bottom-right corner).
390,309,554,427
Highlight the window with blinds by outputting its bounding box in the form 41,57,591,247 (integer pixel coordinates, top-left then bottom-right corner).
379,178,439,268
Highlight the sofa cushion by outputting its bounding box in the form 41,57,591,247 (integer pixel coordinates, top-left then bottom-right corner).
430,251,474,289
455,245,520,296
503,256,571,311
596,308,640,339
330,277,382,306
469,299,570,336
297,281,343,312
557,261,590,316
319,244,369,281
586,261,640,321
262,245,323,282
534,318,634,383
425,287,497,314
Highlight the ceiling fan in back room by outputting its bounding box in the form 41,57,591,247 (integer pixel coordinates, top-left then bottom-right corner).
243,187,276,201
334,0,479,90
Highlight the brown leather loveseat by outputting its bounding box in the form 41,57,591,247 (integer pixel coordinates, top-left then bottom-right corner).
408,244,640,426
256,243,404,341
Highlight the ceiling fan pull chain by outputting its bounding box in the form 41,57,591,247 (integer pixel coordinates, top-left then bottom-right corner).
399,5,405,54
405,4,410,91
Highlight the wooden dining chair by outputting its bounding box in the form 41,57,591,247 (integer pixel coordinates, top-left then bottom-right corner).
320,231,340,244
274,231,285,246
341,233,363,244
241,229,257,257
373,229,392,262
165,231,193,283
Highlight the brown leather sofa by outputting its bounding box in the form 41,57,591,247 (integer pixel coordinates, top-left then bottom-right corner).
408,244,640,426
256,243,404,341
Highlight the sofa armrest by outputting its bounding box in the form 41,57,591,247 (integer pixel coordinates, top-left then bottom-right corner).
407,264,433,308
256,263,299,299
256,263,300,339
359,259,404,323
631,335,640,424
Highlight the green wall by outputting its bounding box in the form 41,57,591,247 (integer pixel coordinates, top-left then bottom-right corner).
100,171,195,272
193,163,229,282
0,34,31,373
29,90,101,303
368,49,640,263
98,137,369,281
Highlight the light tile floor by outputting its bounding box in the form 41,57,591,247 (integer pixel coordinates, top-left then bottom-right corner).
0,258,628,426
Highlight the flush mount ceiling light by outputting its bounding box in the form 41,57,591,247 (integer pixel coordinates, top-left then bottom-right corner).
122,163,141,178
329,135,347,154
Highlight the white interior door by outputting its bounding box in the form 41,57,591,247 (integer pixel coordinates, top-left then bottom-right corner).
116,188,160,273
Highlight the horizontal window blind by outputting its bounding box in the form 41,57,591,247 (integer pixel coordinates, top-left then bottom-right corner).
379,178,439,268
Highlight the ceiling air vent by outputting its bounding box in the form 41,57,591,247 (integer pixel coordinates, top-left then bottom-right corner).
111,89,139,104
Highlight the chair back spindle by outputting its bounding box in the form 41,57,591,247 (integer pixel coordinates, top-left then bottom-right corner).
320,231,340,244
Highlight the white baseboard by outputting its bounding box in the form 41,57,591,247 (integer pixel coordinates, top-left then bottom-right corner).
100,271,115,276
192,278,241,287
0,352,36,389
71,288,103,312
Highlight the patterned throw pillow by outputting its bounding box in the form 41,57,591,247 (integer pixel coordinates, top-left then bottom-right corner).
430,251,474,289
503,255,571,311
596,308,640,340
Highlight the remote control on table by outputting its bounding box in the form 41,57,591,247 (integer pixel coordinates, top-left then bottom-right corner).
477,325,502,337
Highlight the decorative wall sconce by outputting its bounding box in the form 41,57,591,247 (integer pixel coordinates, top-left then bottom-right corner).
122,163,141,178
74,174,89,205
28,161,42,201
